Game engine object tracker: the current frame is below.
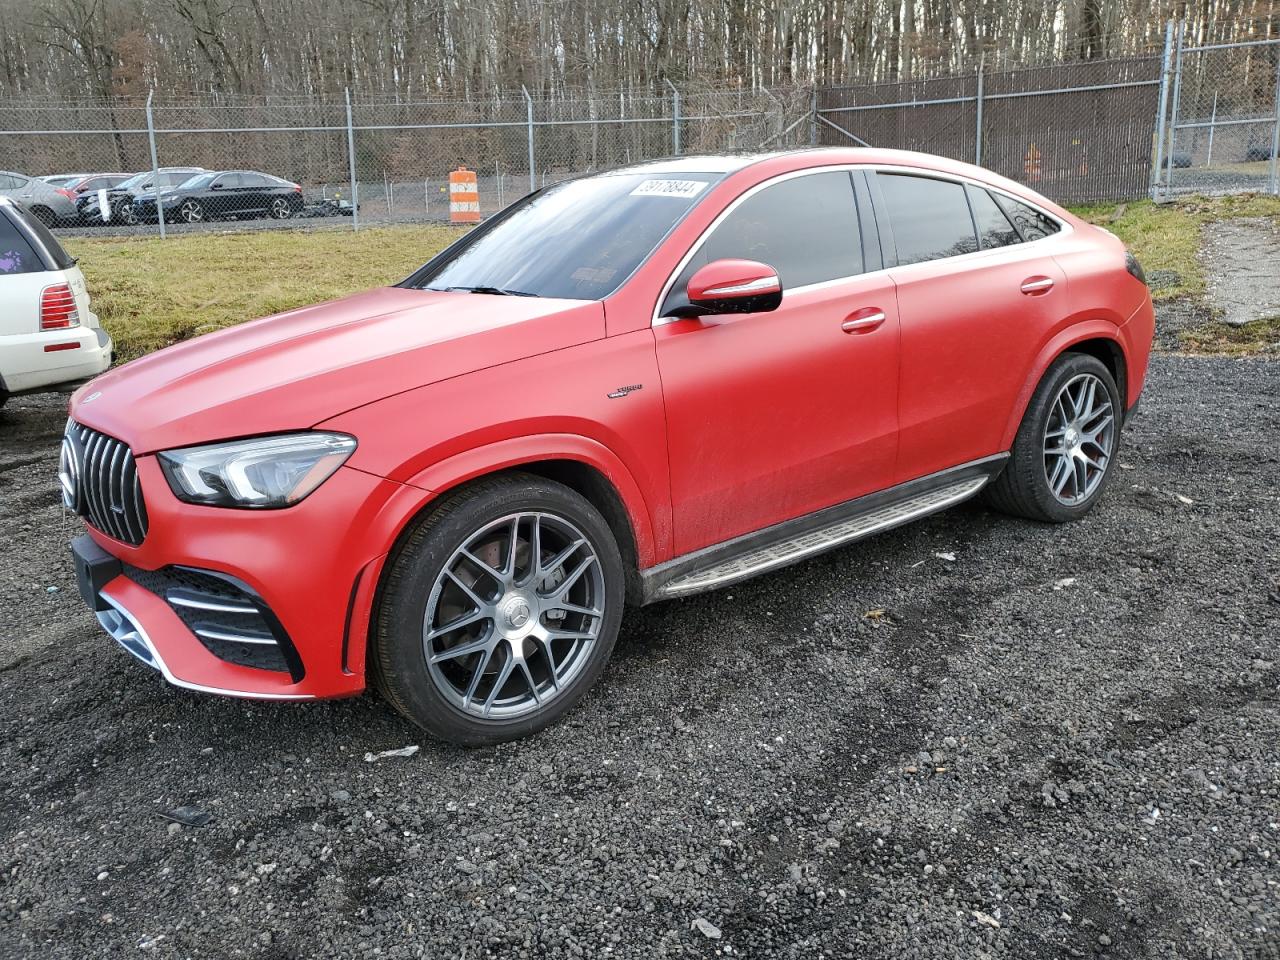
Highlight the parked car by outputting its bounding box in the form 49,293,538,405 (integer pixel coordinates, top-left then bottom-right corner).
78,167,206,225
0,198,112,407
63,148,1155,745
0,171,80,226
40,174,89,188
1244,139,1276,162
133,170,305,223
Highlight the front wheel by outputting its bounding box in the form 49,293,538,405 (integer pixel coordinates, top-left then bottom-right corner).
986,352,1122,523
372,473,625,745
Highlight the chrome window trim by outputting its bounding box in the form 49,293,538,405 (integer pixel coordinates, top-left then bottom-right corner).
650,162,1071,327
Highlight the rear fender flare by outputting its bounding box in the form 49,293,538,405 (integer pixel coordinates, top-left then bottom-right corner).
1000,321,1128,450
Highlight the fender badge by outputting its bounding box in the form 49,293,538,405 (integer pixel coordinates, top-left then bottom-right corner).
607,384,643,399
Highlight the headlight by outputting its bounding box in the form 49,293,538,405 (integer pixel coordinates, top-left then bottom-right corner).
158,432,356,509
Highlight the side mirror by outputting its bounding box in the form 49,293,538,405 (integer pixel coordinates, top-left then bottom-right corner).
686,258,783,315
210,182,223,190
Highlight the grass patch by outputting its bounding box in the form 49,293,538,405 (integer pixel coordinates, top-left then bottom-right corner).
1070,193,1280,302
1178,315,1280,356
63,224,463,362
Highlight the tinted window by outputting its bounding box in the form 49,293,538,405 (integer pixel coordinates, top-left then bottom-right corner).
242,173,272,187
0,210,43,274
8,205,74,269
410,172,720,300
967,186,1021,249
994,194,1060,241
661,171,861,315
214,173,243,188
179,173,217,190
0,175,21,190
162,171,198,186
117,172,151,190
878,173,977,265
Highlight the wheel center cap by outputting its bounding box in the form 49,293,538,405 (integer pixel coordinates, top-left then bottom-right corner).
1065,426,1081,448
500,595,533,635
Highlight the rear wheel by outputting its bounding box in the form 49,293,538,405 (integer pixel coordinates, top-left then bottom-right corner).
986,352,1122,523
372,473,624,745
269,197,293,219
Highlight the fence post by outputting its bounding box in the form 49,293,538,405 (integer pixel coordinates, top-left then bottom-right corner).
974,54,985,166
521,85,535,192
1206,91,1218,167
1151,21,1175,198
344,88,359,232
810,87,818,145
1164,21,1186,193
665,79,681,155
1270,51,1280,194
144,90,165,240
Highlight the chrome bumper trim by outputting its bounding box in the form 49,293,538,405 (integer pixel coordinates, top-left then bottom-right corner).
96,592,315,701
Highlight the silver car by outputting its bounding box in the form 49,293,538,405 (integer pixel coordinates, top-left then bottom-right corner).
0,171,78,226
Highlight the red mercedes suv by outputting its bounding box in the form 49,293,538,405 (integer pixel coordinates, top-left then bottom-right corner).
63,148,1154,744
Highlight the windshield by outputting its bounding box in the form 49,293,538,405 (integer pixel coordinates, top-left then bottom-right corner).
406,172,721,300
117,172,152,190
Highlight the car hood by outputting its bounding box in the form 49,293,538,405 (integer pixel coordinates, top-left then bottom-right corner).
70,287,605,454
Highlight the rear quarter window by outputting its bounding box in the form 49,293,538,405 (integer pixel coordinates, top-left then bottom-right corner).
994,194,1061,241
9,204,75,270
0,209,45,274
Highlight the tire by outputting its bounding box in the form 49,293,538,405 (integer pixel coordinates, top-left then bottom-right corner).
269,197,293,219
372,472,625,746
985,352,1123,523
177,200,204,224
30,206,57,228
116,201,139,226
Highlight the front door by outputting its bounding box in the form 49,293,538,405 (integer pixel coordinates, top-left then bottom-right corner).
653,169,901,557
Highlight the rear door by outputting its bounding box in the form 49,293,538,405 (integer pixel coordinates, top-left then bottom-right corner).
209,172,244,217
239,173,273,213
653,169,901,556
873,170,1067,484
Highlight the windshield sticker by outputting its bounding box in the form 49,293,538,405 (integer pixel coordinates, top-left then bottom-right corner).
629,179,707,199
571,266,618,284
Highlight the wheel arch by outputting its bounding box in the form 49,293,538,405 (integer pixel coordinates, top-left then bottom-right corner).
1000,323,1129,451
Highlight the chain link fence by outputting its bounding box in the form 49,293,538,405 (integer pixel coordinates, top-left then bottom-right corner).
0,87,811,238
817,56,1164,204
1154,25,1280,198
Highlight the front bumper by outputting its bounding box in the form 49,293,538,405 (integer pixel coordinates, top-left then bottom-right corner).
69,457,422,700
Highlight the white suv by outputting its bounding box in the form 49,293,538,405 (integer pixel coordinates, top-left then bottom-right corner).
0,197,112,408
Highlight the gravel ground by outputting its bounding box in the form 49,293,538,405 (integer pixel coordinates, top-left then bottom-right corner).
1,335,1277,958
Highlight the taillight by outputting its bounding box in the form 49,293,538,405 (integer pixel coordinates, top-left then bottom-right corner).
294,184,302,193
1125,250,1147,286
55,188,77,200
40,283,80,330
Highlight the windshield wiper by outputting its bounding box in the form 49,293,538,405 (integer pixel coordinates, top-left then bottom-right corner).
434,284,537,297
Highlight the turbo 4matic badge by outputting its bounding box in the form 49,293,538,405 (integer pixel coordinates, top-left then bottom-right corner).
629,179,707,199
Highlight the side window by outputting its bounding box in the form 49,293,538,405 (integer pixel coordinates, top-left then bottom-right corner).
11,204,75,269
661,171,861,316
242,173,270,187
993,194,1061,241
0,210,43,274
877,173,977,265
967,186,1021,250
214,173,243,189
0,175,18,189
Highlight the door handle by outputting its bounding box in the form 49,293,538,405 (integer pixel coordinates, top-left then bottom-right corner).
841,308,886,334
1020,276,1055,295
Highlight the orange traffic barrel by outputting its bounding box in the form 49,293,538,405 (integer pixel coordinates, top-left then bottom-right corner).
449,166,480,223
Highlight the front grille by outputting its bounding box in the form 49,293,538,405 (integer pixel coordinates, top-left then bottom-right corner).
67,423,149,546
123,564,305,681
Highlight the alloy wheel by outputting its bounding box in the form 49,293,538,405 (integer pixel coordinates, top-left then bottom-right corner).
270,198,291,219
1043,372,1115,506
179,200,203,223
423,512,605,721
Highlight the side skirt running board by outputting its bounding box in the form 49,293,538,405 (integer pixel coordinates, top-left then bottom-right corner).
640,454,1008,603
